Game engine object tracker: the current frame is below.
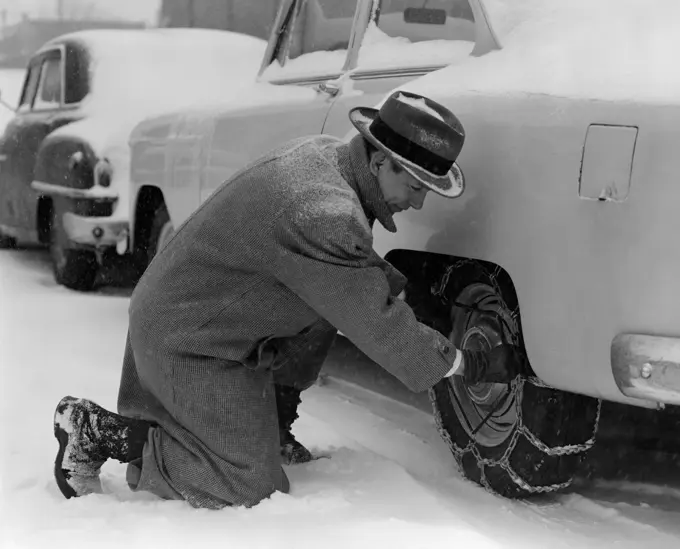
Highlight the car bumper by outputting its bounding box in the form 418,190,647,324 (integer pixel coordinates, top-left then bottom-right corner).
31,179,129,251
611,333,680,406
62,212,129,250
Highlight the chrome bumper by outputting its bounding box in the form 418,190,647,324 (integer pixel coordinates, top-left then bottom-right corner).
62,212,129,250
611,333,680,406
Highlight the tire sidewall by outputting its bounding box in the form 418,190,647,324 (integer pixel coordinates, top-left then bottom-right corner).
49,206,98,291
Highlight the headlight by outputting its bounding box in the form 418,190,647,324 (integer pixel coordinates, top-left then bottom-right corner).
68,150,84,171
94,158,113,188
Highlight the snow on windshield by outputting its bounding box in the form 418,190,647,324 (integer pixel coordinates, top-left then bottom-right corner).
260,50,350,80
402,0,680,104
262,0,476,79
356,21,474,71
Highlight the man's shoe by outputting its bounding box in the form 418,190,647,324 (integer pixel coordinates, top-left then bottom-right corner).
280,429,314,465
275,384,314,464
53,396,150,499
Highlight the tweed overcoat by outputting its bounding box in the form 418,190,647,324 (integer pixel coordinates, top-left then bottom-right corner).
116,134,457,509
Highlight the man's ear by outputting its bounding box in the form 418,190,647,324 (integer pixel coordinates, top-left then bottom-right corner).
368,149,387,177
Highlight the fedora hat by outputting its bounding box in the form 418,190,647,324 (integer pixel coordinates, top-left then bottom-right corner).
349,90,465,198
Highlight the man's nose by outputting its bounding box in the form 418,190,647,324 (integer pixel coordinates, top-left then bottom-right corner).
410,192,427,210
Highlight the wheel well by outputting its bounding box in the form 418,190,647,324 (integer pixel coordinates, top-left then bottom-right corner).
133,186,166,256
36,196,53,245
384,249,522,338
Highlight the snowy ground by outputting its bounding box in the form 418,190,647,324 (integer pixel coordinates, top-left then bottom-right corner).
2,248,680,549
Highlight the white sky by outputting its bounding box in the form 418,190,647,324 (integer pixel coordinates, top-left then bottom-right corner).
0,0,162,25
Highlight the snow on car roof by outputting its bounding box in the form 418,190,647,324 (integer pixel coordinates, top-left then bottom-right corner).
44,27,267,146
402,0,680,105
46,28,266,109
43,28,270,195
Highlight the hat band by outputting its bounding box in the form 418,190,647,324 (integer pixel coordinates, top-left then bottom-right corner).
369,115,453,176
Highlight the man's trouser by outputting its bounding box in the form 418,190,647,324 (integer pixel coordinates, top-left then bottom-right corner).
117,319,337,510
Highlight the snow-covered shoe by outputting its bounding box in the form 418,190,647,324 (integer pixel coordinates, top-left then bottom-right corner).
53,396,150,499
275,384,314,464
280,429,314,465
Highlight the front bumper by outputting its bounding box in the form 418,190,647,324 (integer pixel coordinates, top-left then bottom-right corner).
62,212,129,250
611,333,680,406
31,179,129,251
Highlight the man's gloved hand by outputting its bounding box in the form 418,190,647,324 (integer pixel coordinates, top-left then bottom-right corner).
460,344,528,385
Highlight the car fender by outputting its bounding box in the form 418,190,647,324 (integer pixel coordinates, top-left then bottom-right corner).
33,132,98,193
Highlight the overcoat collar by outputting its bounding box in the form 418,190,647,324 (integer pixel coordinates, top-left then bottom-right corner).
336,135,397,233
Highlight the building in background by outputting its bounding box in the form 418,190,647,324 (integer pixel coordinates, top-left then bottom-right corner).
0,0,282,70
158,0,280,40
0,15,146,68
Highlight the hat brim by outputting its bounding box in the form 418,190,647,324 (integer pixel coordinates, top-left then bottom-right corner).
349,106,465,199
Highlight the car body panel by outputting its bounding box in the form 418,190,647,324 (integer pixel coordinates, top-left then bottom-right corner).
202,90,337,203
126,0,680,408
352,91,678,405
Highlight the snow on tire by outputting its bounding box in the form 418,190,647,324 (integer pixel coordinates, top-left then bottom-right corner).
427,259,601,497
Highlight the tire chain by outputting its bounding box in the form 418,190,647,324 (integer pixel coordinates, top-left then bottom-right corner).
430,259,603,495
429,378,602,495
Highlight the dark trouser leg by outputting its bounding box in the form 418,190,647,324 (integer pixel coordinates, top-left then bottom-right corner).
271,319,338,463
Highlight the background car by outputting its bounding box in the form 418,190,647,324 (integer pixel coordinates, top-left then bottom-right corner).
125,0,680,499
0,27,266,290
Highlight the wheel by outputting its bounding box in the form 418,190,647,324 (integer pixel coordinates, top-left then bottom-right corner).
0,229,16,249
427,259,601,497
146,203,174,266
50,208,98,291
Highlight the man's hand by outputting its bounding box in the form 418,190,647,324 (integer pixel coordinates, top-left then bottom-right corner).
460,344,528,385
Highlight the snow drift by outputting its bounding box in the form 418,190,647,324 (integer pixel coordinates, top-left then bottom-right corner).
401,0,680,104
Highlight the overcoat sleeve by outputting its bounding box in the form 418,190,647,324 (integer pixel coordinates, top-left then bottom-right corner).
267,192,455,393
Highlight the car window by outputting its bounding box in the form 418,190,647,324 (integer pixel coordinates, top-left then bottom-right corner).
261,0,359,81
356,0,476,72
64,43,88,104
17,62,43,113
33,53,63,110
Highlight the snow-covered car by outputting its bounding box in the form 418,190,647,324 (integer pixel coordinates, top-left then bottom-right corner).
125,0,680,499
0,28,266,290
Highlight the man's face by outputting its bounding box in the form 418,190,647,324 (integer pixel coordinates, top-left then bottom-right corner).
369,151,431,213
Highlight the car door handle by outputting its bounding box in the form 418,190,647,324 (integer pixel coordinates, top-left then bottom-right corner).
314,80,341,97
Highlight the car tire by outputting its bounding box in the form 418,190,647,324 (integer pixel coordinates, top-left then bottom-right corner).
146,203,174,266
49,208,98,292
0,231,17,249
427,259,601,497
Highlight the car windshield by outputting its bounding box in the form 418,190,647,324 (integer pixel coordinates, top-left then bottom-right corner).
357,0,476,71
262,0,359,80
